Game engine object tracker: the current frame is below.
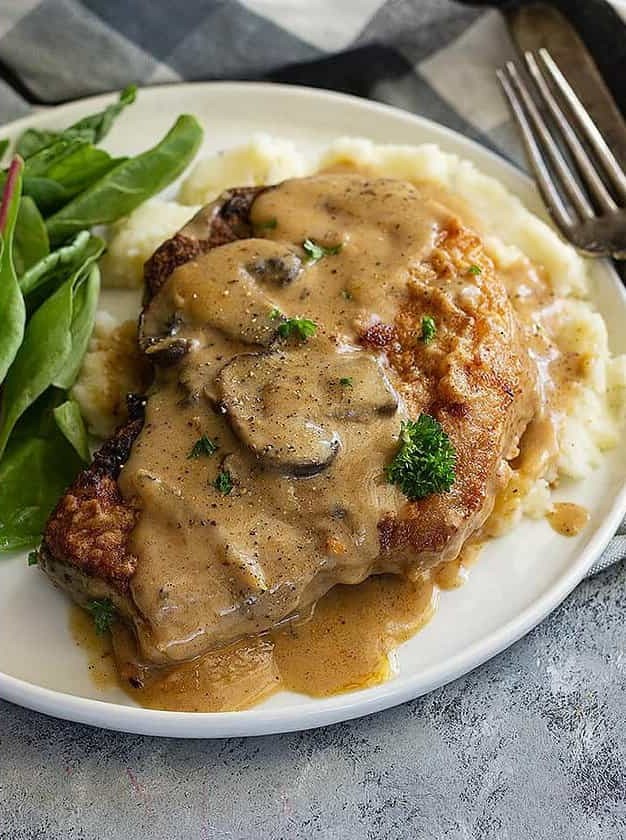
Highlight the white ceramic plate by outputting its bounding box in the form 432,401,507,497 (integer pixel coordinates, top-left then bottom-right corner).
1,83,625,738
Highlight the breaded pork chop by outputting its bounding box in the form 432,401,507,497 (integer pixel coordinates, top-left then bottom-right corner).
39,175,537,664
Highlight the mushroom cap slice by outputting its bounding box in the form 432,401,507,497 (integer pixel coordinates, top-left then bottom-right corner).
216,344,398,476
217,350,339,477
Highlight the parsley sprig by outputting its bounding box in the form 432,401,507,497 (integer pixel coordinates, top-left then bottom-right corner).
213,469,233,495
303,238,342,263
188,435,218,458
87,598,116,635
276,316,317,341
420,315,436,344
385,415,456,500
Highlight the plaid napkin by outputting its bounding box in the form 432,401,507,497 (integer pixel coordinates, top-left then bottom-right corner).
0,0,624,575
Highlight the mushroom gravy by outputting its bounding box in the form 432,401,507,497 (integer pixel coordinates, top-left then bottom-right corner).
102,172,585,709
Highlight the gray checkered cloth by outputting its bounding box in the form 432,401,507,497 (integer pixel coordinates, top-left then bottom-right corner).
0,0,624,576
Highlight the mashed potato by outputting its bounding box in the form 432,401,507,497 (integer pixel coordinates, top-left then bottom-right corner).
178,134,307,205
100,199,200,289
83,135,626,527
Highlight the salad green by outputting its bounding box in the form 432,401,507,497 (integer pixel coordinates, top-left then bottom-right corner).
0,88,204,552
0,158,26,384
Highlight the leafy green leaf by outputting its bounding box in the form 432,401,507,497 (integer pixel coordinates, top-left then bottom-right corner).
13,196,49,276
19,229,91,296
53,399,90,463
53,261,100,388
0,157,26,385
0,394,83,551
15,129,60,160
68,85,136,145
20,176,74,216
12,85,137,160
0,252,101,457
22,137,123,206
0,139,8,162
46,115,203,244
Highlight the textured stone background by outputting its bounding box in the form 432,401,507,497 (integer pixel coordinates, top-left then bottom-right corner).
1,562,624,840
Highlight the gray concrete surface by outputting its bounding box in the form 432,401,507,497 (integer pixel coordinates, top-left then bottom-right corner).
1,562,624,840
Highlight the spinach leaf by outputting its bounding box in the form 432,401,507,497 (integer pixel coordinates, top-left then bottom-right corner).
19,230,91,296
0,251,101,457
13,196,49,276
46,114,203,244
68,84,137,144
20,176,74,216
22,138,123,206
53,399,90,462
0,392,83,551
0,170,73,216
0,157,26,384
53,261,100,388
16,129,64,160
12,86,137,160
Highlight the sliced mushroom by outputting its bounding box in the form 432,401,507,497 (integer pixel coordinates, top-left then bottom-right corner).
326,353,399,421
142,335,192,367
216,343,399,476
140,239,297,357
245,251,302,287
216,350,340,477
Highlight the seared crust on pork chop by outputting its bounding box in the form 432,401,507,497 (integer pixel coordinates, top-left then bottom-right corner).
143,187,263,297
39,396,145,608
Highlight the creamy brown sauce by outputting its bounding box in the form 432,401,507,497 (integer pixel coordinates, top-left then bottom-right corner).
69,604,118,689
547,502,589,537
91,171,585,712
72,573,436,710
119,175,453,665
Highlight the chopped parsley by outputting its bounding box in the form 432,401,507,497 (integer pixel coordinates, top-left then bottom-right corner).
269,307,281,320
87,598,116,635
27,550,38,567
213,469,233,495
188,435,218,459
256,217,278,230
341,289,353,301
385,415,456,501
277,316,317,341
420,315,437,344
303,238,342,263
339,377,353,387
467,264,482,275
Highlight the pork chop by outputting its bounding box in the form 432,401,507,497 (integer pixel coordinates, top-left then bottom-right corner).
39,173,537,666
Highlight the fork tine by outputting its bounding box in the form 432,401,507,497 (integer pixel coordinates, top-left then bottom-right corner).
504,61,595,221
525,51,617,213
538,48,626,202
497,67,574,232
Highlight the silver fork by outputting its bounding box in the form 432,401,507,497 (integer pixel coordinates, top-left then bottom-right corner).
497,48,626,259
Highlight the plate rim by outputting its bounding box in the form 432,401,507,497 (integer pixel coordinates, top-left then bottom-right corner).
1,80,625,738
